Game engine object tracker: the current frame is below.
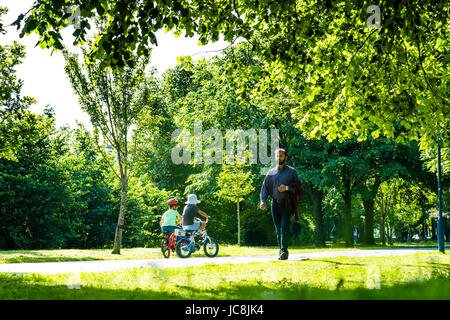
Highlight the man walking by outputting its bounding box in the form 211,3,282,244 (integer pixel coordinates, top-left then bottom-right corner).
260,148,302,260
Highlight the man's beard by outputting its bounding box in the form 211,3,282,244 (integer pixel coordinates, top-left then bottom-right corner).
278,159,286,165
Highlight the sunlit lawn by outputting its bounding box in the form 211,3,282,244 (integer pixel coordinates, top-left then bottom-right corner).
0,241,444,264
0,245,341,264
0,253,449,300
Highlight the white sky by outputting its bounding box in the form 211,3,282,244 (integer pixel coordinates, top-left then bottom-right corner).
1,0,230,129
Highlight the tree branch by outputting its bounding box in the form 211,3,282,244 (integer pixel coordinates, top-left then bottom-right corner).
191,36,240,57
345,28,378,72
417,35,449,106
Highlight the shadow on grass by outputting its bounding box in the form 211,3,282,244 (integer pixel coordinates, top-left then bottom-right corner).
315,259,365,267
1,273,449,300
1,257,104,264
389,260,450,272
0,250,50,255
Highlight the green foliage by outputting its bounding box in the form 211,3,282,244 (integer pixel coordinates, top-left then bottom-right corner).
62,45,152,173
217,165,255,202
0,111,76,249
63,43,159,253
376,178,430,243
217,164,255,245
121,174,173,248
0,113,120,250
0,11,36,159
1,4,448,250
243,1,449,151
60,125,117,248
422,146,450,176
13,1,449,151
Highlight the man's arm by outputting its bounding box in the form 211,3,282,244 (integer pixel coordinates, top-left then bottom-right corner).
260,175,270,209
293,169,300,183
278,169,300,193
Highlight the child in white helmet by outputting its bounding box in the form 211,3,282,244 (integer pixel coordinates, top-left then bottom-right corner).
182,194,210,232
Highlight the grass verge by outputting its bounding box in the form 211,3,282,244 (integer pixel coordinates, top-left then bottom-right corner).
0,252,449,300
1,241,445,264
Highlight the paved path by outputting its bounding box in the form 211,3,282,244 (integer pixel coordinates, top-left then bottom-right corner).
0,248,438,274
0,248,444,275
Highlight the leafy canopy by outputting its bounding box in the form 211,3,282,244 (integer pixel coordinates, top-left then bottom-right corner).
12,1,449,149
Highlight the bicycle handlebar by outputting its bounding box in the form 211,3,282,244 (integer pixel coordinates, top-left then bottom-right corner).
194,217,211,223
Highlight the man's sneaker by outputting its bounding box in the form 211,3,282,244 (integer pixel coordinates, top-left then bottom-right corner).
279,250,288,260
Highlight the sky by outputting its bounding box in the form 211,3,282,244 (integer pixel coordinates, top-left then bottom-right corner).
1,0,230,129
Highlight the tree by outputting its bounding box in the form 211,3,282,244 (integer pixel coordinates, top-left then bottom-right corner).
63,47,154,254
62,124,117,248
0,7,36,160
13,1,449,151
162,47,266,245
217,164,255,246
121,173,174,248
376,178,426,245
0,108,85,249
290,135,331,248
320,139,369,247
132,64,202,195
354,135,425,244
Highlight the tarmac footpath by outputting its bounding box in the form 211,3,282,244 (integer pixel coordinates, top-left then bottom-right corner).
0,247,445,275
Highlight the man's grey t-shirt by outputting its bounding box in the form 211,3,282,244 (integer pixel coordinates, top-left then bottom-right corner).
260,165,300,202
182,204,199,226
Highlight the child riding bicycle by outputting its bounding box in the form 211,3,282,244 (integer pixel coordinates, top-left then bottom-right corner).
182,194,210,234
174,194,218,258
160,198,182,234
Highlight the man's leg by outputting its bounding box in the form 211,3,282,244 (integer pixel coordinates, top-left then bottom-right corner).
279,207,291,255
271,202,283,256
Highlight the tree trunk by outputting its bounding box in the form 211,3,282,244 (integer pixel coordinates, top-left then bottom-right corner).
431,218,436,240
111,177,128,254
304,184,325,247
423,216,428,243
343,192,353,247
362,198,375,245
421,206,427,242
361,177,380,245
380,214,386,246
237,200,240,246
342,177,353,247
386,223,393,245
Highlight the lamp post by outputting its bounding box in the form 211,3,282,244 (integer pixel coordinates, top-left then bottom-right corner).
437,141,445,253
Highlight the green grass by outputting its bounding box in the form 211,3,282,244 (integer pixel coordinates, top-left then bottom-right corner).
1,253,449,300
0,248,161,264
1,241,444,264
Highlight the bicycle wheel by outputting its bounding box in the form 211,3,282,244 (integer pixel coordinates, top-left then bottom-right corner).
203,238,219,257
177,239,192,258
176,239,193,258
161,238,170,258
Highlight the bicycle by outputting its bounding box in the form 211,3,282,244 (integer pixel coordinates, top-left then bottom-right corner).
175,218,219,258
161,228,180,258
